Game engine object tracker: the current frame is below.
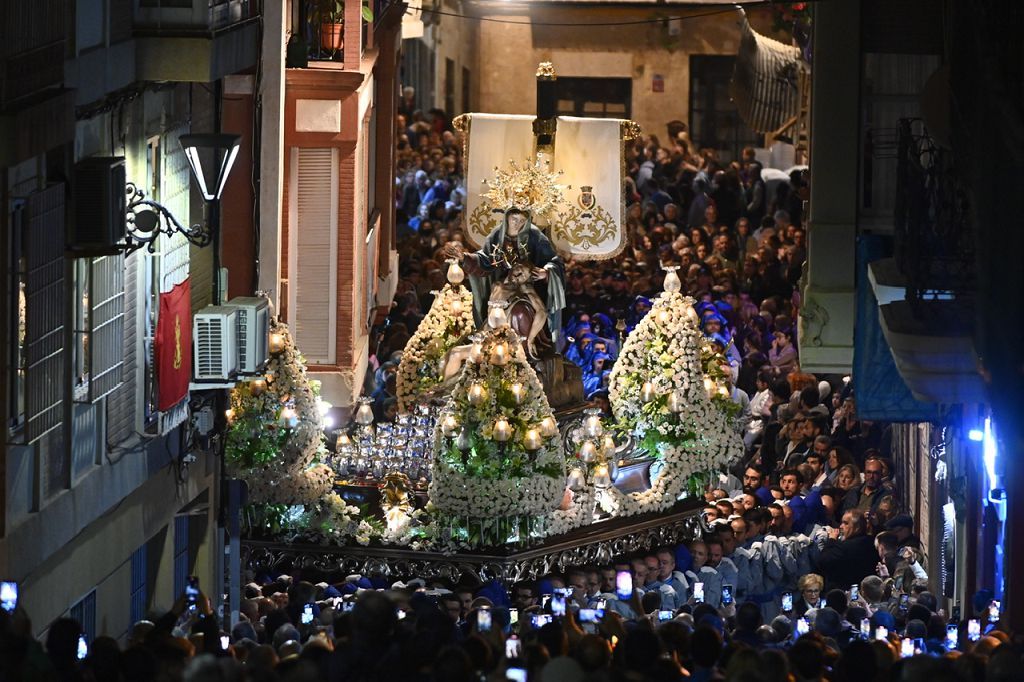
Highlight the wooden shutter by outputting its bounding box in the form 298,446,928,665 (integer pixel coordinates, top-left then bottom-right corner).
289,148,337,364
86,254,125,401
23,183,66,444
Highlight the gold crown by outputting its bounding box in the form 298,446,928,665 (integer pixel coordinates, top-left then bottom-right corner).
482,158,568,216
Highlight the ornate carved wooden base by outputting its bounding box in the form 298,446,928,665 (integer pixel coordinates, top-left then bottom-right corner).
241,501,702,584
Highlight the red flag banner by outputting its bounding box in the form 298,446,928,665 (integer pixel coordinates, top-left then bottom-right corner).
155,278,192,411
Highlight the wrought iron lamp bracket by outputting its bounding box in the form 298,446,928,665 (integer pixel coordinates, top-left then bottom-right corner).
124,182,212,254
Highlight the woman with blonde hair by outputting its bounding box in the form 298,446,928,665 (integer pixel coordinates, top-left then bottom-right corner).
794,573,824,617
835,464,862,492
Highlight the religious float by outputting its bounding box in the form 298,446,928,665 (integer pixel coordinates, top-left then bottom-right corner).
238,64,744,584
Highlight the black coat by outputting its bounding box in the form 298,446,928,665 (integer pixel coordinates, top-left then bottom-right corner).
816,534,878,593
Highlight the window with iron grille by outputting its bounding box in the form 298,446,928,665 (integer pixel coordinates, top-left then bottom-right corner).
70,590,97,643
173,515,190,597
689,55,761,164
554,77,631,119
130,543,148,624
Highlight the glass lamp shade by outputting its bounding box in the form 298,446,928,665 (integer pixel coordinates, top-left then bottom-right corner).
487,302,509,328
355,397,375,425
489,342,509,366
583,408,603,438
179,133,241,201
579,440,598,464
468,384,488,406
510,382,525,404
523,428,542,451
668,389,685,413
469,334,485,363
269,332,285,354
566,466,587,492
446,258,465,285
449,298,464,316
641,381,656,403
685,307,699,325
540,416,559,438
663,265,682,293
592,463,611,488
493,418,512,442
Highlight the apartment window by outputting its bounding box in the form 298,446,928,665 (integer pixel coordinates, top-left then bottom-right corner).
689,55,762,163
73,254,125,403
444,58,455,116
70,590,97,643
73,260,91,400
554,77,631,119
7,201,26,432
142,138,161,429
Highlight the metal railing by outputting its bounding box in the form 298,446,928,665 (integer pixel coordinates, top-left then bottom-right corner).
893,118,975,309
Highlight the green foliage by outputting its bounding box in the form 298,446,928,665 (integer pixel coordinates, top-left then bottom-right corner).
225,384,292,468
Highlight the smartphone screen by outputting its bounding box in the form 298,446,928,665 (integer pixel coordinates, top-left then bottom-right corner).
505,637,521,659
900,638,915,658
0,582,17,613
946,624,958,650
579,608,598,623
968,619,981,641
477,606,492,632
186,576,200,612
898,594,909,611
531,614,552,628
615,571,633,601
77,634,88,660
551,594,566,616
989,601,1000,622
541,595,551,609
596,598,607,611
506,668,527,682
396,609,407,621
849,584,859,602
721,584,734,605
220,634,230,650
860,618,871,637
694,582,705,604
876,626,888,641
781,592,793,612
301,604,314,625
509,607,519,625
342,600,355,613
658,609,674,622
796,618,809,636
951,603,961,622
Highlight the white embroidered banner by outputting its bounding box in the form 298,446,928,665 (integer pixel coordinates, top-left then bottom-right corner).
459,114,629,261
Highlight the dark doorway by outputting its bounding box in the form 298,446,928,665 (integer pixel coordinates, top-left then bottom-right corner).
689,55,761,163
554,77,631,119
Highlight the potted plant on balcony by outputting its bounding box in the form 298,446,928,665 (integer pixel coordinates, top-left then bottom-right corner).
310,0,345,56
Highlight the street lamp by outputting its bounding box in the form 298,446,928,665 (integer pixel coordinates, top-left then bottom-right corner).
180,133,241,306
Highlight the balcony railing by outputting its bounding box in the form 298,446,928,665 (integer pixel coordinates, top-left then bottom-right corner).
1,40,65,109
893,118,975,309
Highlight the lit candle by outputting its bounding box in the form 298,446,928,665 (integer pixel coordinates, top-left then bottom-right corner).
657,310,670,325
579,440,597,463
685,307,699,325
449,298,464,316
601,434,617,458
540,416,559,438
224,408,235,422
468,384,488,406
703,377,714,396
668,389,684,413
337,432,351,448
510,382,525,404
493,418,512,442
523,428,542,451
641,381,656,403
593,463,611,488
441,414,459,436
489,342,508,366
269,332,285,354
251,379,267,396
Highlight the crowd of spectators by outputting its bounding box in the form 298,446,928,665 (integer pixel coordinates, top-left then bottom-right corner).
2,555,1015,681
4,103,1016,682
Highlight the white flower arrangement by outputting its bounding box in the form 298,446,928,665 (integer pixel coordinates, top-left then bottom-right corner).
396,283,475,412
428,326,567,520
226,319,334,506
605,292,744,518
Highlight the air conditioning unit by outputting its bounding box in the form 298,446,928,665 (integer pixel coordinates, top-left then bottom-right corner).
193,306,240,381
70,156,127,255
227,296,270,374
